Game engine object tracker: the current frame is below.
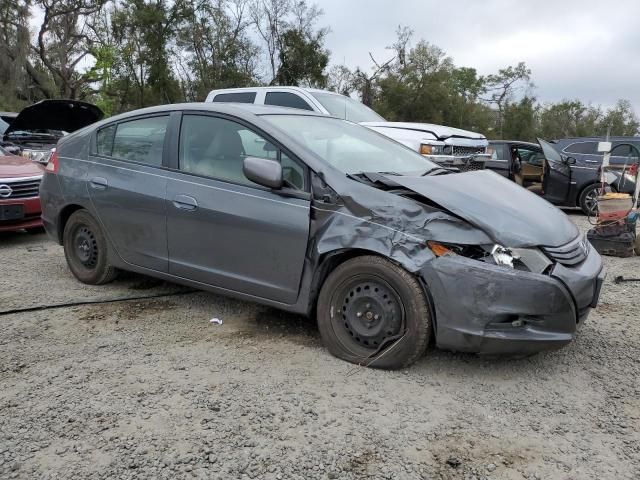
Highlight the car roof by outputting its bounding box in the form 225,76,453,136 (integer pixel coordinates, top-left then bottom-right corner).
100,102,332,125
207,86,338,95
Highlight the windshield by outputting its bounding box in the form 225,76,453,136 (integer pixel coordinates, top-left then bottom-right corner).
262,114,437,174
310,92,385,123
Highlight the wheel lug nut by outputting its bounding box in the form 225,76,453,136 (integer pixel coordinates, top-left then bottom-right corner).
366,303,371,309
356,312,362,317
374,314,379,320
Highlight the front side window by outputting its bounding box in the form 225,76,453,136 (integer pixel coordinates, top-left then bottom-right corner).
179,114,305,189
261,114,437,174
264,92,314,111
109,116,169,166
564,141,598,155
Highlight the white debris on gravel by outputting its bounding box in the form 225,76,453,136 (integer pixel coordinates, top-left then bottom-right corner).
0,212,639,479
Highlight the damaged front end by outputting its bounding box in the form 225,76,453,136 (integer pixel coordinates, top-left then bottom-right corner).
309,169,604,355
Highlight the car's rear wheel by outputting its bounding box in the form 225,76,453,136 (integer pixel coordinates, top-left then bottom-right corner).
63,210,117,285
317,255,431,369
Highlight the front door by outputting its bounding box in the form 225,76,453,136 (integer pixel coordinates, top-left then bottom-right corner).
166,113,310,304
539,139,571,204
87,114,171,272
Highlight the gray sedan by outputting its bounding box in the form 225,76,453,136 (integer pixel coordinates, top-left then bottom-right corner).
39,103,604,368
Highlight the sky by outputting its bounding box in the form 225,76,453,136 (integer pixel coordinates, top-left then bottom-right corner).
318,0,640,112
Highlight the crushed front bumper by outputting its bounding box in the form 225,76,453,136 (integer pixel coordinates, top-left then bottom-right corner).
419,248,604,355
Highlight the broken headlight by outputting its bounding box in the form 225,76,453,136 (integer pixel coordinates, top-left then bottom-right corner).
428,242,552,274
489,244,552,274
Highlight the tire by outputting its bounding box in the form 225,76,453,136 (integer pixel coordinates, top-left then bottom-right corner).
579,183,601,216
63,210,117,285
635,233,640,256
317,255,431,369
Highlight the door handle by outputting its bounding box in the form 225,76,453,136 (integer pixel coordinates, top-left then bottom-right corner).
89,177,108,189
173,194,198,211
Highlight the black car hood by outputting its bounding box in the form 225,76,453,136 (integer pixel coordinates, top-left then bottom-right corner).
5,100,103,135
389,170,579,248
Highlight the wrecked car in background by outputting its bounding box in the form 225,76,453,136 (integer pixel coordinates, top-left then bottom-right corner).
2,100,103,163
0,145,44,233
39,104,604,369
488,138,638,215
206,87,490,172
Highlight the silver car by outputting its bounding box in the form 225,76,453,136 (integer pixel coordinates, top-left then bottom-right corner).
40,103,604,369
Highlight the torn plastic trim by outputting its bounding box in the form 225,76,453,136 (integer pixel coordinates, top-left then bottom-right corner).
419,254,578,354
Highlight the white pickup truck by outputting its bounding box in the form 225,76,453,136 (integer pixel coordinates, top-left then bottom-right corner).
205,86,490,171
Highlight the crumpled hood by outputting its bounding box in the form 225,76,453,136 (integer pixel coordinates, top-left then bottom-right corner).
5,99,103,136
0,154,44,178
361,121,486,140
389,170,579,248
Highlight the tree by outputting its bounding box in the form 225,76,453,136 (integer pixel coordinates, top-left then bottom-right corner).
250,0,328,84
482,62,531,138
600,100,639,136
501,96,537,141
107,0,184,111
327,64,355,95
175,0,259,101
274,28,328,86
31,0,108,99
0,0,39,108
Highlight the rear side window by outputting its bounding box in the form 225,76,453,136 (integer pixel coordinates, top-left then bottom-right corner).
212,92,257,104
564,141,598,155
110,116,169,166
96,124,116,156
264,92,314,111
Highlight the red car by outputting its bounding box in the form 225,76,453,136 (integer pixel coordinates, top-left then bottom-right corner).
0,146,44,233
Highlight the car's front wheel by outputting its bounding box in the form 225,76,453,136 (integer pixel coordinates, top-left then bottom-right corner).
317,256,431,369
63,210,117,285
579,183,602,216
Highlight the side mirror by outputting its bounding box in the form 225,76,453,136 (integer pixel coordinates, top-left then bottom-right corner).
564,156,576,165
243,156,283,189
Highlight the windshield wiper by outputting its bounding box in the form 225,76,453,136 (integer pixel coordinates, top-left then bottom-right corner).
421,166,452,176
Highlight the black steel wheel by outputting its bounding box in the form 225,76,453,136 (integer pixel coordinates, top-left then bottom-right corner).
63,210,117,285
317,255,432,369
331,275,405,356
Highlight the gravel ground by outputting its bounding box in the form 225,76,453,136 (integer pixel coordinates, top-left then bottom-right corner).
1,212,639,480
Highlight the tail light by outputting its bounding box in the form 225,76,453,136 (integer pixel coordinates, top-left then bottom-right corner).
45,149,59,173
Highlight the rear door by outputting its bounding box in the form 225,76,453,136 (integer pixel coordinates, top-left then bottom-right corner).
165,112,310,304
87,114,173,272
